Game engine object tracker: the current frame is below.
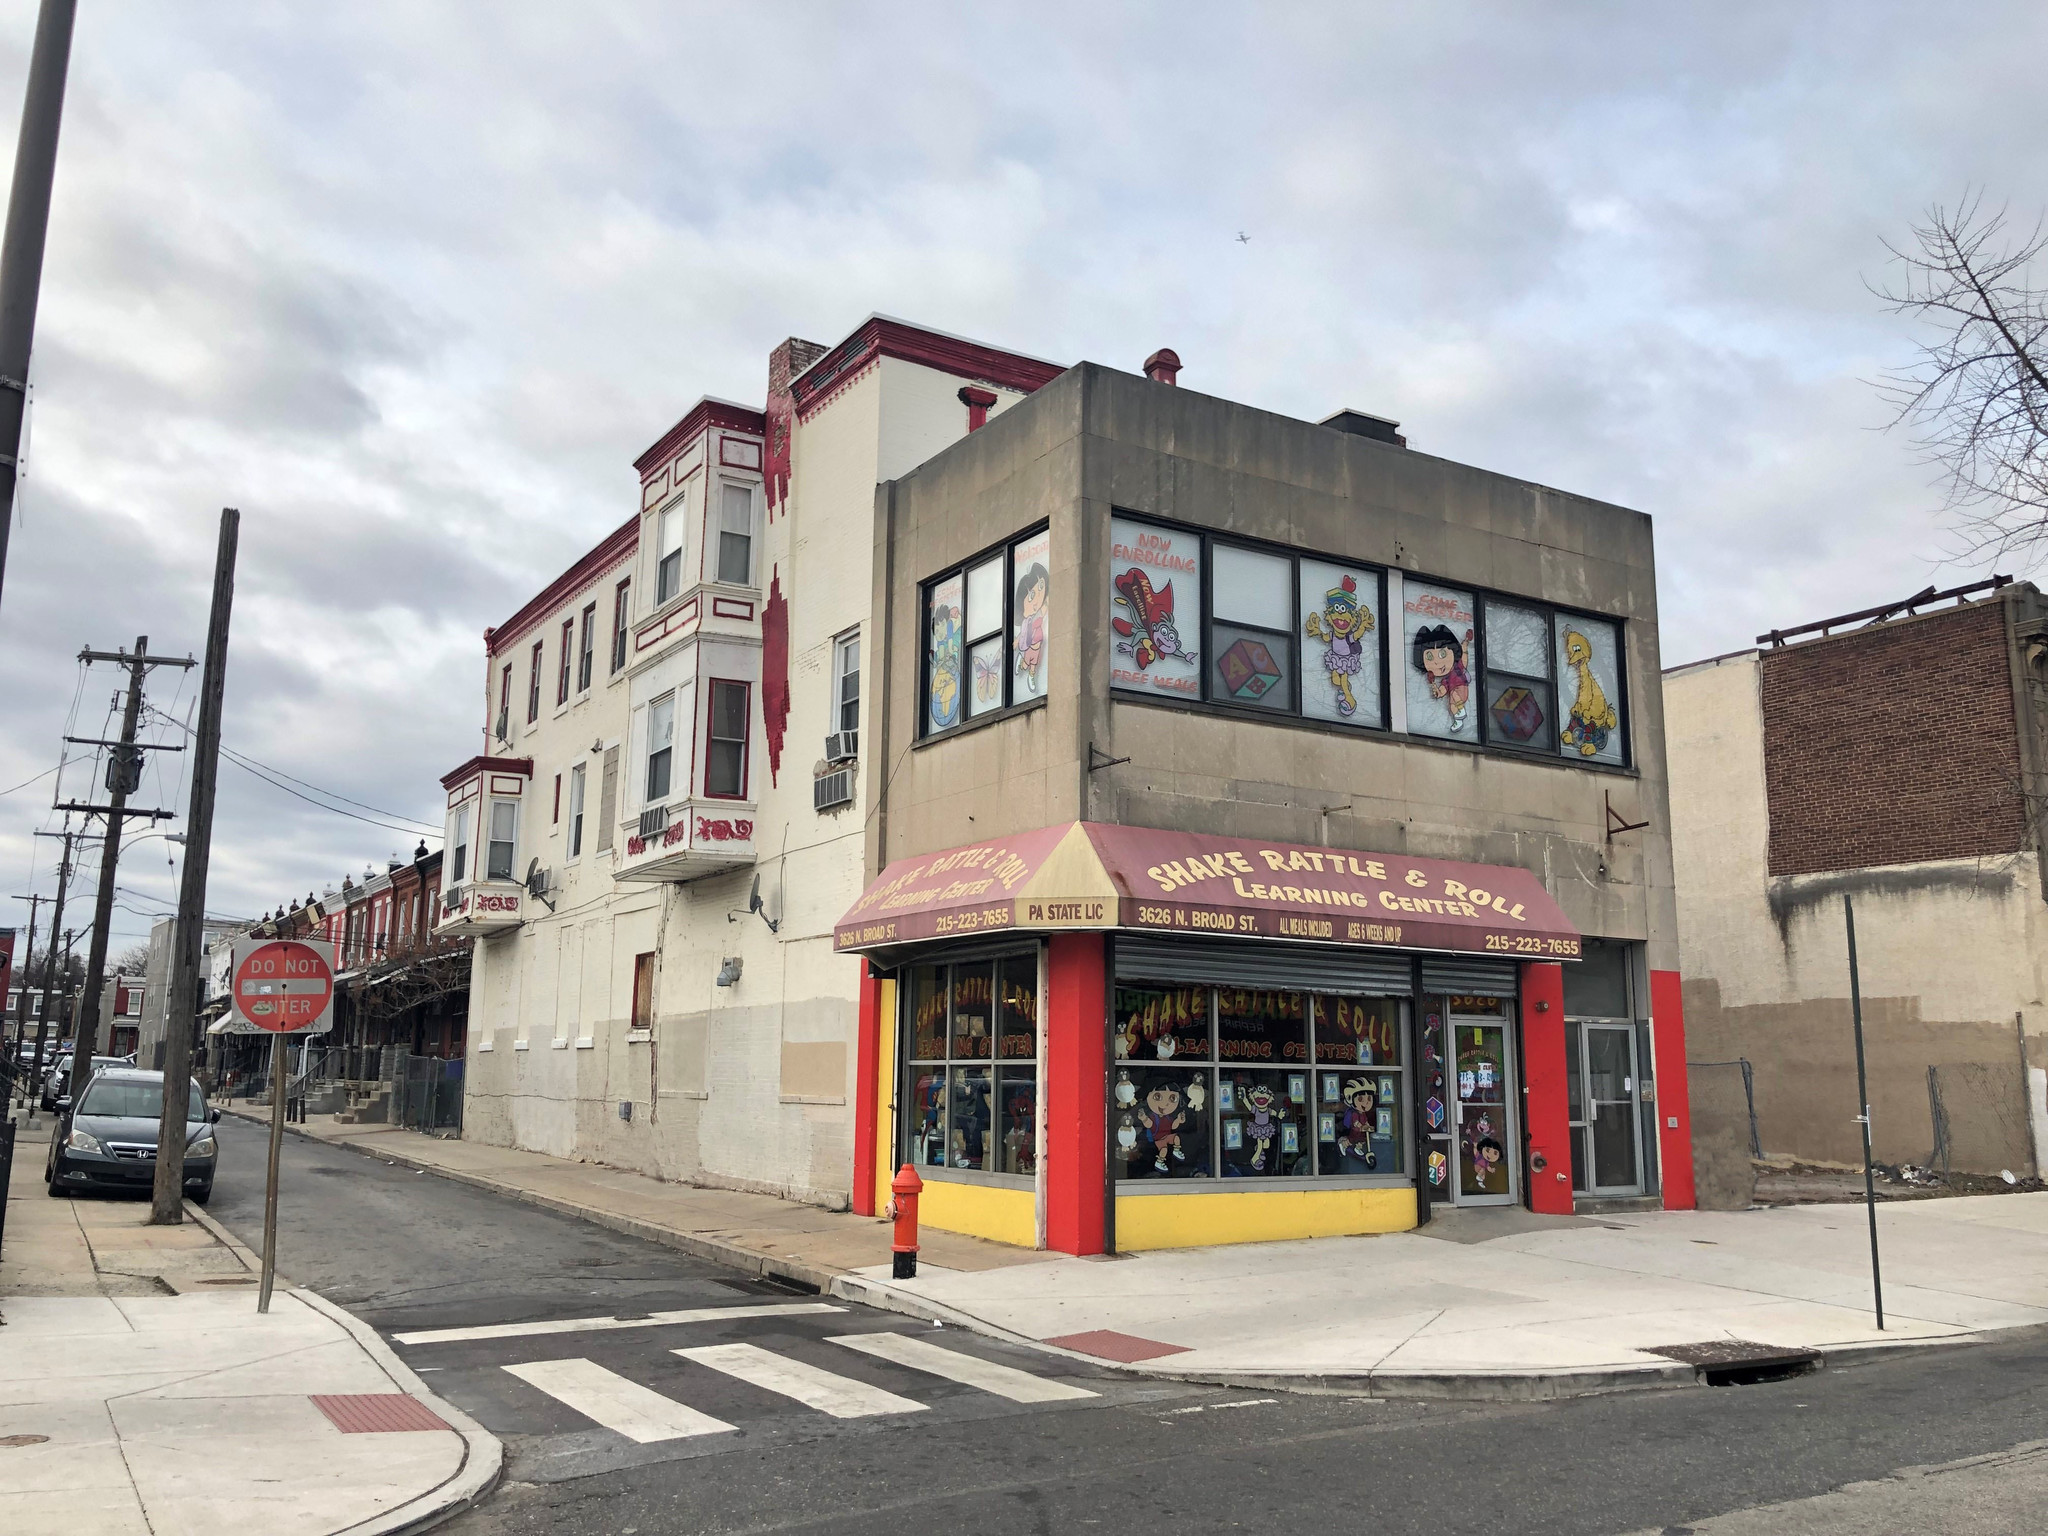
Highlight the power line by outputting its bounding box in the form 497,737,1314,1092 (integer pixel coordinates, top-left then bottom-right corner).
0,763,56,797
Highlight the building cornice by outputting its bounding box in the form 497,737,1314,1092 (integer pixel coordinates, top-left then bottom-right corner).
486,517,638,656
440,755,534,792
634,396,768,480
790,317,1064,421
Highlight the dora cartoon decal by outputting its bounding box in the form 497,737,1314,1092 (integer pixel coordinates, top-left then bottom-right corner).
1138,1082,1187,1172
1560,628,1617,757
1412,622,1473,729
1335,1077,1379,1170
1112,568,1197,671
928,601,963,730
1013,562,1049,695
1303,573,1376,717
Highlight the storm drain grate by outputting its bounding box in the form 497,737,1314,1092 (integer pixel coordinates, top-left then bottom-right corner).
1646,1340,1822,1386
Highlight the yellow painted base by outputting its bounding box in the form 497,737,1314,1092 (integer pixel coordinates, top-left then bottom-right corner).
1114,1186,1417,1250
914,1177,1038,1249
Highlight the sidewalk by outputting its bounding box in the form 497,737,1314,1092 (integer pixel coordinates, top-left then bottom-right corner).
287,1113,2048,1398
1,1115,500,1536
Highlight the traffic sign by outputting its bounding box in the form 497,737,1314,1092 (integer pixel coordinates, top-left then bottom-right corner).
228,937,335,1035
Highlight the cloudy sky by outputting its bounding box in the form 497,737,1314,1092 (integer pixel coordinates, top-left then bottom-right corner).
1,2,2042,952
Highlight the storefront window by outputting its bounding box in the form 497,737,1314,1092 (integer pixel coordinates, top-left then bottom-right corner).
1555,614,1625,764
903,957,1038,1179
1115,980,1407,1182
921,526,1053,736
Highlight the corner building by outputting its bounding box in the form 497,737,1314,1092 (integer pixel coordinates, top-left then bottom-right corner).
837,360,1695,1251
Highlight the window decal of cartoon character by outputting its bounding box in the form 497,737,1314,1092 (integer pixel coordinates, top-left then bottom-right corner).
1335,1076,1380,1169
1138,1081,1186,1172
1412,621,1473,730
1303,573,1375,718
1111,568,1197,671
1013,560,1049,698
927,590,963,732
1239,1079,1282,1171
1560,627,1617,757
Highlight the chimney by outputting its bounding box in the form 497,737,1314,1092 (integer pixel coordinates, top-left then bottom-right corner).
958,385,998,433
1319,409,1406,448
1143,348,1182,386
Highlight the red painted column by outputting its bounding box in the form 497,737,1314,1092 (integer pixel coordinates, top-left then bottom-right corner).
1649,969,1696,1210
1044,934,1106,1255
1519,962,1575,1214
851,959,881,1217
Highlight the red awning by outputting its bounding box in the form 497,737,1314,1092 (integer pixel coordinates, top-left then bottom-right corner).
834,822,1580,959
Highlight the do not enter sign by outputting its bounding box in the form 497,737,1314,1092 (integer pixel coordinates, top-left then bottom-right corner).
232,938,336,1034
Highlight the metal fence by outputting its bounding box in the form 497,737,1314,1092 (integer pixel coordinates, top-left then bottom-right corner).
392,1052,463,1135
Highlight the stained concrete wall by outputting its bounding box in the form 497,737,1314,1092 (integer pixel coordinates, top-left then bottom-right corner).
1667,643,2048,1176
873,363,1679,968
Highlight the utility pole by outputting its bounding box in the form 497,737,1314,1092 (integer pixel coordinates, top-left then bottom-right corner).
6,892,39,1091
155,509,237,1224
1845,894,1884,1330
67,638,188,1106
0,0,76,612
25,827,75,1124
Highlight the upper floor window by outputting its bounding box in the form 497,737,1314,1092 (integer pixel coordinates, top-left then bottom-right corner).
656,504,685,605
610,580,630,674
557,619,574,705
486,800,518,881
920,526,1051,737
578,603,596,692
568,763,587,858
450,805,469,883
832,631,860,736
706,680,749,797
1108,512,1626,764
527,641,543,723
716,482,754,585
497,666,512,740
646,692,675,802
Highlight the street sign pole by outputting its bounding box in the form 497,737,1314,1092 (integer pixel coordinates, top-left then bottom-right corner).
258,1031,286,1313
1846,893,1883,1331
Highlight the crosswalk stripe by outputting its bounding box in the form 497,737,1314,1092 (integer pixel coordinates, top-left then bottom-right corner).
396,1301,842,1346
502,1357,735,1443
675,1342,928,1418
827,1333,1100,1403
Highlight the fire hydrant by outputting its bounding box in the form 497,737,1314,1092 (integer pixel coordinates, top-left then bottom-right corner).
885,1163,923,1279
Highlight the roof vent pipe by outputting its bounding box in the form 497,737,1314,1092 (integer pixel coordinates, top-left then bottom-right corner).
958,385,998,432
1143,348,1182,386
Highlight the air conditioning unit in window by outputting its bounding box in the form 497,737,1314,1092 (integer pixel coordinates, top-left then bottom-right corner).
638,805,668,839
824,729,857,763
814,766,854,812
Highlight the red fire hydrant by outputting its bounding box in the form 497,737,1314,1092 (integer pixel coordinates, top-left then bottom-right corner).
885,1163,923,1279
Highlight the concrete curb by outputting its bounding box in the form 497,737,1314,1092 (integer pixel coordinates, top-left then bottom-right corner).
184,1191,504,1534
232,1108,852,1298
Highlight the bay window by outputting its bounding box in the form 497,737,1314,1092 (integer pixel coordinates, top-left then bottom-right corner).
645,693,675,803
716,482,754,585
449,806,469,884
656,504,685,605
486,800,518,881
705,680,748,798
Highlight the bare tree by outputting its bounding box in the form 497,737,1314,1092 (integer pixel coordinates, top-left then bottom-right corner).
1874,193,2048,560
112,942,151,977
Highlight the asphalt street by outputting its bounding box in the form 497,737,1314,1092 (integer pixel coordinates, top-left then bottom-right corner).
200,1114,2048,1535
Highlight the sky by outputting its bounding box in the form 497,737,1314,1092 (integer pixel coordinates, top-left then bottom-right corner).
0,1,2043,953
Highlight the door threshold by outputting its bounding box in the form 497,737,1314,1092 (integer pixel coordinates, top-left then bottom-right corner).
1574,1194,1660,1215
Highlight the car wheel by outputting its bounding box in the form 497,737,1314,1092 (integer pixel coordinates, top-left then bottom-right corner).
189,1184,212,1207
47,1175,69,1197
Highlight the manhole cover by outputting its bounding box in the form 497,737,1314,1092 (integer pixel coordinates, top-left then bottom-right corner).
0,1435,50,1449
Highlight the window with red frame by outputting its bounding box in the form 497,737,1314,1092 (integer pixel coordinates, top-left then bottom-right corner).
705,680,749,798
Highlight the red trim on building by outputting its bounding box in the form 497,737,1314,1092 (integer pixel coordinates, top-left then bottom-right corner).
438,756,533,792
1518,963,1574,1215
852,959,881,1217
1650,969,1696,1210
761,569,790,786
1045,934,1107,1256
633,397,768,481
959,384,998,432
489,516,639,656
789,317,1065,423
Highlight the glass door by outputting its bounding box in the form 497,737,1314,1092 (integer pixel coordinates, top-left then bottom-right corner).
1584,1023,1643,1195
1448,1011,1516,1205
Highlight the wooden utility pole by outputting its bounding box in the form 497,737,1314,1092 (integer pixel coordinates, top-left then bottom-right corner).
6,892,39,1090
67,638,188,1105
0,0,75,611
154,509,237,1224
24,828,75,1124
69,638,147,1105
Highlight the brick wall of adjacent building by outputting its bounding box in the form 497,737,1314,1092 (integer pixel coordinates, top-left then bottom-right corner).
1759,599,2027,876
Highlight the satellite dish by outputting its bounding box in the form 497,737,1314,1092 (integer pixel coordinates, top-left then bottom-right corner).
745,874,779,934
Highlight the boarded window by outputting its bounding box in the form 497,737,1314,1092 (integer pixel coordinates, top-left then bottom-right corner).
594,746,618,852
632,952,656,1031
